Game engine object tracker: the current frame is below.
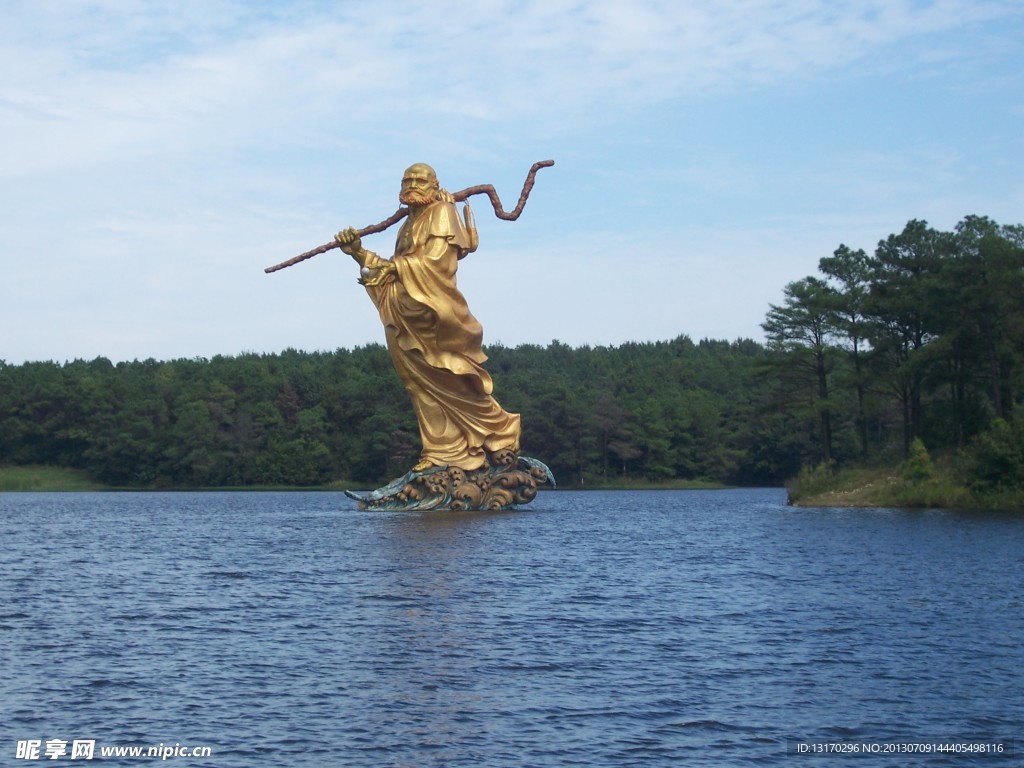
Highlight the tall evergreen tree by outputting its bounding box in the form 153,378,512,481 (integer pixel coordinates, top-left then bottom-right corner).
819,245,872,457
762,277,837,465
867,220,950,456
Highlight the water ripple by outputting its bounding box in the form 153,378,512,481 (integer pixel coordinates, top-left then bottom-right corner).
1,489,1021,766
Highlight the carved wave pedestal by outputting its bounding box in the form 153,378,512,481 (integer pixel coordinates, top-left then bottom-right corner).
346,453,555,511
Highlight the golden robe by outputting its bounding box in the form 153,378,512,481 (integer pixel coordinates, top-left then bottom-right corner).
364,200,521,470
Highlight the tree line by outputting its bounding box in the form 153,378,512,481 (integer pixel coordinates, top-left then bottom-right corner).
1,214,1021,491
0,339,790,488
762,214,1024,494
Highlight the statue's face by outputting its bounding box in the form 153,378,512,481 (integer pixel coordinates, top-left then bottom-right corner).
400,164,438,207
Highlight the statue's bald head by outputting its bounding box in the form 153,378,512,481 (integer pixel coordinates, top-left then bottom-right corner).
399,163,440,208
404,163,436,181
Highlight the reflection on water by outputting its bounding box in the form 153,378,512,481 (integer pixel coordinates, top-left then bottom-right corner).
1,489,1021,766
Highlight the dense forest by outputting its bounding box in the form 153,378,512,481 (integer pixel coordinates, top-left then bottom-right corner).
0,339,783,488
1,215,1022,492
763,215,1024,495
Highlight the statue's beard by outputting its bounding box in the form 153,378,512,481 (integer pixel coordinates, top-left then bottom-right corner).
399,188,436,207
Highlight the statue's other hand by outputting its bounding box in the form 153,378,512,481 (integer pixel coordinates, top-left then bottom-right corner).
335,227,362,256
360,261,396,287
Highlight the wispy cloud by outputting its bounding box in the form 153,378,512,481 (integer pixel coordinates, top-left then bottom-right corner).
4,0,1019,178
1,0,1021,362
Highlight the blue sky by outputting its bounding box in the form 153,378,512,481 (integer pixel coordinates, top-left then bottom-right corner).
2,0,1022,364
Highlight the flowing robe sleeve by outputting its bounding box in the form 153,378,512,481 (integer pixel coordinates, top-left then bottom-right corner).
369,201,494,393
360,199,521,467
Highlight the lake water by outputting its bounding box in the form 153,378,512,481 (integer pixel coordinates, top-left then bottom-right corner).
1,489,1021,766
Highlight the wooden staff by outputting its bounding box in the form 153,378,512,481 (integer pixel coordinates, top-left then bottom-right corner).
264,159,554,274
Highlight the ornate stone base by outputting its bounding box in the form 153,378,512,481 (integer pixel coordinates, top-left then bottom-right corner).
345,454,555,511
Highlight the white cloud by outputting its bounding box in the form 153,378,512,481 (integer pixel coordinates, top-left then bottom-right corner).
5,0,1018,179
1,0,1021,362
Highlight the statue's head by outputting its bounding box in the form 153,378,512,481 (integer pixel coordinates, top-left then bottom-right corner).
399,163,440,208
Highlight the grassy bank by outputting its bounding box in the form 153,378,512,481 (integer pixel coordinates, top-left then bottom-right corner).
786,462,1024,511
8,461,1015,507
0,468,368,492
0,465,110,492
1,464,729,493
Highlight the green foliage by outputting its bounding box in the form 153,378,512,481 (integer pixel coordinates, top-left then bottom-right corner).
885,475,972,509
964,419,1024,492
787,463,974,509
762,276,838,465
0,465,107,491
785,461,836,503
902,438,934,483
774,214,1024,505
0,340,782,489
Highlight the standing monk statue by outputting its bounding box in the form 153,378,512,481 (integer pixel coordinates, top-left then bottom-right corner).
334,163,521,474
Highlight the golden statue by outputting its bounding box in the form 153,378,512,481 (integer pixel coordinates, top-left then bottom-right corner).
266,160,555,510
334,164,521,473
